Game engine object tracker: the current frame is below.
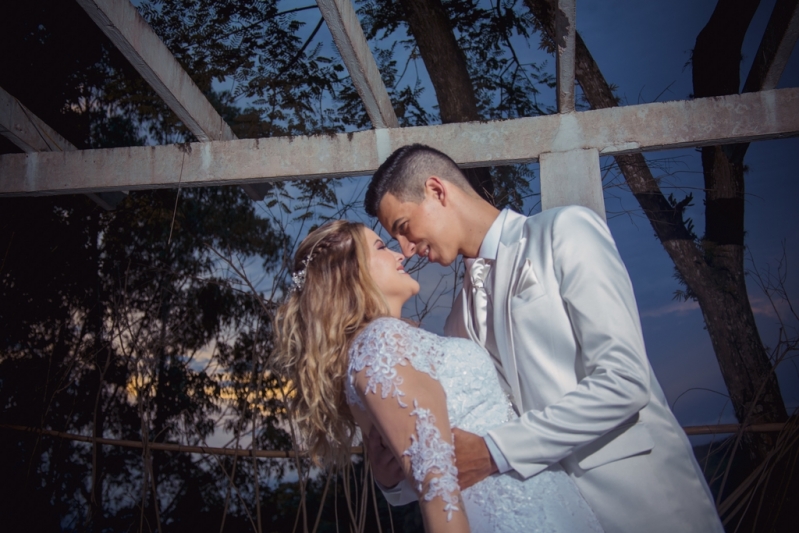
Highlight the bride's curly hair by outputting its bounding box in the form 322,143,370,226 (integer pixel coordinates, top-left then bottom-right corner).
273,220,390,466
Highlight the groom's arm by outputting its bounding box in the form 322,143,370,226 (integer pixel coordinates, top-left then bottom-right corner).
488,206,653,479
368,412,506,498
366,427,418,506
450,429,499,489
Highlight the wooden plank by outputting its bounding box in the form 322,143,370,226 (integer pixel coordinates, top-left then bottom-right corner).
743,0,799,92
76,0,235,142
1,88,797,196
0,424,363,458
75,0,269,200
0,86,77,153
316,0,398,128
0,85,126,209
555,0,576,113
682,422,787,436
1,422,784,460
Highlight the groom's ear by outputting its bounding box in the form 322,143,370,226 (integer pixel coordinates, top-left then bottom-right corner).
424,176,448,206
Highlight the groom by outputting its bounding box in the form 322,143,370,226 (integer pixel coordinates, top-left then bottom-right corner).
364,144,723,532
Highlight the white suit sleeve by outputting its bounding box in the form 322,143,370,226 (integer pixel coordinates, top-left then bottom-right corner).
348,319,469,531
376,478,418,507
488,207,652,476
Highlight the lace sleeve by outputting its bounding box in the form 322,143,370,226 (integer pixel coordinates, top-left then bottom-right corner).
347,318,442,410
347,318,464,527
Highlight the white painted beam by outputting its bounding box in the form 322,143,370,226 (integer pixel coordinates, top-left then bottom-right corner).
0,85,126,209
316,0,398,128
743,0,799,92
76,0,234,142
555,0,576,113
0,86,77,153
1,88,797,196
75,0,269,200
540,148,605,219
548,1,594,217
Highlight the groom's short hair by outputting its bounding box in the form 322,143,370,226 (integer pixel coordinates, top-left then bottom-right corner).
364,144,478,217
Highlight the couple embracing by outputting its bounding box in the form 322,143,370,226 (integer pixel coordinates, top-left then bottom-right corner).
274,144,724,533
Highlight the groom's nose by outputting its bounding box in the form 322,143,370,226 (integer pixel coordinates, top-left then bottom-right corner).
397,236,415,258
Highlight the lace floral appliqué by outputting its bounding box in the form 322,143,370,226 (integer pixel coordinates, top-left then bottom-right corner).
404,400,460,520
346,318,443,410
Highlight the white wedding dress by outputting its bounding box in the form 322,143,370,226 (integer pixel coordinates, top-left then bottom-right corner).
346,317,603,533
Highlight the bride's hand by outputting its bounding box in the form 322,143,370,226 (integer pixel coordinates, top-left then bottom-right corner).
366,426,405,489
453,428,498,490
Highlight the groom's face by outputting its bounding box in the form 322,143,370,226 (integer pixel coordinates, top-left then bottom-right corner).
377,181,460,266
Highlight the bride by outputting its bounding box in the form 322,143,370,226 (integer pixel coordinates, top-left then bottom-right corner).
274,220,602,533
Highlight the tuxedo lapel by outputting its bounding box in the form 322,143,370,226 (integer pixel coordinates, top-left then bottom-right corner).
490,211,528,409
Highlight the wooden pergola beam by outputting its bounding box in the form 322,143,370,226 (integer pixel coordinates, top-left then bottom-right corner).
682,422,788,436
0,422,786,460
75,0,268,200
0,85,125,210
0,423,358,459
555,0,576,113
1,88,797,196
743,0,799,92
316,0,399,129
76,0,234,142
0,86,76,153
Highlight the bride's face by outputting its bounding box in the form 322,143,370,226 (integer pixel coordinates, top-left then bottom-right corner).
362,227,420,313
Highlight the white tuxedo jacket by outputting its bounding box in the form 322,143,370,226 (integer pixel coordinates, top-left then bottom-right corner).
444,207,722,533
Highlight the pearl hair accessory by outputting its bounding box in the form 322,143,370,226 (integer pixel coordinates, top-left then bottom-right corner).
289,251,315,293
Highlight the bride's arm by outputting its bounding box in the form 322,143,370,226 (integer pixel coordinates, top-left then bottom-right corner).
350,339,470,533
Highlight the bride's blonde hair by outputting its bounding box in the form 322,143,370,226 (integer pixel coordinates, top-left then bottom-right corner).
273,220,390,466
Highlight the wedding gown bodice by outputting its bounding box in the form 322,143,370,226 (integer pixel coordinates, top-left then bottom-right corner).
346,317,602,532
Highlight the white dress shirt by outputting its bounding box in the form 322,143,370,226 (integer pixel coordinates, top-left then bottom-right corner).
470,208,513,474
465,208,508,269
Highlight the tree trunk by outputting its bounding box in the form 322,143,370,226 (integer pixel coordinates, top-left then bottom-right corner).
524,0,787,460
396,0,493,200
692,0,787,458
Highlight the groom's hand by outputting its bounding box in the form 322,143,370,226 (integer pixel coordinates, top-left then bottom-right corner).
453,428,498,490
366,426,405,489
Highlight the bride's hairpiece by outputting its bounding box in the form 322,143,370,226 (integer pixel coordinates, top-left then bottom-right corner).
290,251,315,293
